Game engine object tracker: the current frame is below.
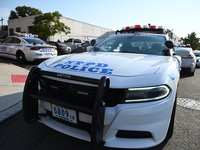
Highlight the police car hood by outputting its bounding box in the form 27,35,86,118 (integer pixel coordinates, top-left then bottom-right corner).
45,52,168,76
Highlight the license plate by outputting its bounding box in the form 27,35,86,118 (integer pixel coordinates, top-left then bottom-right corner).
52,104,77,124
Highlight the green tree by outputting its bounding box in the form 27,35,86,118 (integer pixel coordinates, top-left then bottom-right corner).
9,6,42,19
32,11,70,41
181,32,199,50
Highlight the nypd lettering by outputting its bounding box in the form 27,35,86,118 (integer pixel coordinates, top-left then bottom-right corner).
53,61,113,74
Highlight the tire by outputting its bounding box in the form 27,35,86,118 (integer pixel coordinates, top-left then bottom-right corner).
189,71,195,76
16,51,26,64
166,95,177,140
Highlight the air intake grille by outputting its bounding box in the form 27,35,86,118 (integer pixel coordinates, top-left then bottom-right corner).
39,76,125,108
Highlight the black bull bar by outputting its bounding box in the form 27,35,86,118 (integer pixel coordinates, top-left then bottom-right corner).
22,66,110,150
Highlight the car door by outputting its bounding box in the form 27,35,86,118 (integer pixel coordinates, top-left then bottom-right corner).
9,37,22,59
0,37,13,58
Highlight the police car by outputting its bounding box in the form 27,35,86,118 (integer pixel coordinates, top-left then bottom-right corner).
0,32,57,63
23,25,181,149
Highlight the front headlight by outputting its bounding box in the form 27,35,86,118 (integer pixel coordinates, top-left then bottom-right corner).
125,85,170,102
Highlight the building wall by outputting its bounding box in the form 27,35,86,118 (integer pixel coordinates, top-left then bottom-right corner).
8,15,112,42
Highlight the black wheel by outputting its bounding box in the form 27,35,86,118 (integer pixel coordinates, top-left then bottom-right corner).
16,51,26,64
166,95,177,139
189,71,195,76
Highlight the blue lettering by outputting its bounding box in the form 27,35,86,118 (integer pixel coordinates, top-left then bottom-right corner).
53,64,63,68
96,63,108,67
79,67,88,71
85,62,95,66
61,65,71,69
64,61,75,64
88,67,100,72
75,61,85,65
100,69,113,74
70,65,79,71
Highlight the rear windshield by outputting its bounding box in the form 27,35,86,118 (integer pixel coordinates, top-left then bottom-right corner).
57,43,67,47
91,34,167,55
24,38,46,44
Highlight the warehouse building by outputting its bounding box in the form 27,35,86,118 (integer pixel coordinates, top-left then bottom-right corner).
7,15,113,42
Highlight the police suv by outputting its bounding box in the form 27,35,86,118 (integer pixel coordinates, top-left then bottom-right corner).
0,32,57,63
23,25,181,149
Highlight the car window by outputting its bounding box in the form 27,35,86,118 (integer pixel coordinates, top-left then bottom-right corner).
74,39,82,43
11,37,21,44
66,39,72,43
48,42,56,46
2,37,13,43
57,43,66,47
23,38,46,44
92,34,167,55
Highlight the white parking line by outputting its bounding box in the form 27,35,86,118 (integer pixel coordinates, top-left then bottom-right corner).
177,98,200,110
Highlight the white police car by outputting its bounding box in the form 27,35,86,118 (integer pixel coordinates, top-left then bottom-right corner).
23,25,181,149
0,32,57,63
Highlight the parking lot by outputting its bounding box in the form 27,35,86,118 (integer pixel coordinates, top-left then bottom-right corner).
0,57,199,150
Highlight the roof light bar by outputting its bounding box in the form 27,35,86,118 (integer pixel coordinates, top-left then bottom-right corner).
116,24,165,34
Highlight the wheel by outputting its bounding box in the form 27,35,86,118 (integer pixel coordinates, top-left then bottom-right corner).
189,71,195,76
16,51,26,64
166,95,177,139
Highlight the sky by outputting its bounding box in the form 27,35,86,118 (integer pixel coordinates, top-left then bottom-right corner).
0,0,200,38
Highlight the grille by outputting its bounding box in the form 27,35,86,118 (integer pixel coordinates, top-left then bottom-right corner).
39,76,125,108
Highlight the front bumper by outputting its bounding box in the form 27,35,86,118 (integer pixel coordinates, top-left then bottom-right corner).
38,96,173,149
23,66,175,149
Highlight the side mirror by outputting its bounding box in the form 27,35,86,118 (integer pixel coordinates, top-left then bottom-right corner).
165,40,174,49
91,39,96,46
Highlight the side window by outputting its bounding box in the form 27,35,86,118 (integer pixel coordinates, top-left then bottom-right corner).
66,39,72,43
2,37,13,43
11,37,21,44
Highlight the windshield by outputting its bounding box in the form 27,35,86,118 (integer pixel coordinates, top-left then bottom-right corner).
24,38,46,44
91,34,167,55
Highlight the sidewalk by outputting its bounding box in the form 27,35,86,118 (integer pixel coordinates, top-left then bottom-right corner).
0,63,29,122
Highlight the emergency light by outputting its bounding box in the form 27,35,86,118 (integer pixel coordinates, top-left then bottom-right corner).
14,32,38,38
116,25,165,34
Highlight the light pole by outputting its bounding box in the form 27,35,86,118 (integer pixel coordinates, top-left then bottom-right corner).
0,18,4,30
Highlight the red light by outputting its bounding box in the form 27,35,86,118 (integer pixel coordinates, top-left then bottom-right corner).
125,26,131,30
150,25,156,29
58,46,65,49
134,25,141,28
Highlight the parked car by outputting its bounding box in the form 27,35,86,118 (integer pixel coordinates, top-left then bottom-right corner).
175,47,196,76
193,50,200,67
64,38,82,50
46,41,71,55
0,32,57,63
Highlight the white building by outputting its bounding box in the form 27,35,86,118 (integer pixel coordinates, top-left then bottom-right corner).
8,15,113,42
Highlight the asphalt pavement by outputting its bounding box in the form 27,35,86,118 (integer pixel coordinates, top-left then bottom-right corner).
0,63,29,122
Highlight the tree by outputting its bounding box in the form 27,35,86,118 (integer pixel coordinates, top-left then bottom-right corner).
32,11,70,41
9,6,42,19
181,32,200,50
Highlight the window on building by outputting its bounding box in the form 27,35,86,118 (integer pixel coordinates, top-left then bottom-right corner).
9,28,14,36
16,27,21,32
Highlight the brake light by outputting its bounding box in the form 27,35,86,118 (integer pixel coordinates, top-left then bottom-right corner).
58,47,65,49
182,55,194,59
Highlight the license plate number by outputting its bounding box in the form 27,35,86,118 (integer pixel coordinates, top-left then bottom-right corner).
52,104,77,124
